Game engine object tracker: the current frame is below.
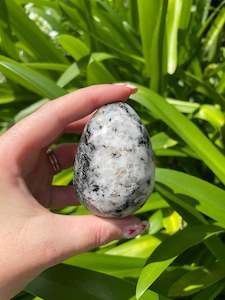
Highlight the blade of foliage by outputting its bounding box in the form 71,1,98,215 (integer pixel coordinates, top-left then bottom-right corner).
203,7,225,61
137,0,161,77
149,1,167,91
14,99,48,123
192,280,225,300
87,59,116,85
195,105,225,129
131,85,225,185
168,261,225,297
53,168,73,186
26,264,169,300
136,192,169,214
155,168,225,227
24,63,68,72
106,235,162,259
136,225,224,299
179,0,192,29
58,34,90,61
57,63,80,88
5,0,67,62
155,182,225,262
166,0,182,74
0,56,65,99
64,252,145,278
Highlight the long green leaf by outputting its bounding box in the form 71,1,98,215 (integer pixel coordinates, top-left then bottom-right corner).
26,264,169,300
166,0,182,74
58,34,90,61
155,168,225,228
137,0,161,76
150,1,167,91
0,57,65,99
168,261,225,297
203,7,225,61
136,225,224,299
64,252,145,278
5,0,67,62
131,85,225,185
106,235,162,259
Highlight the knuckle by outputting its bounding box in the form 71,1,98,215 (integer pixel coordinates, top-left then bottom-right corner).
93,223,117,247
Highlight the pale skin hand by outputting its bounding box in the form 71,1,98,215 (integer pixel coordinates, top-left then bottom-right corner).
0,84,147,299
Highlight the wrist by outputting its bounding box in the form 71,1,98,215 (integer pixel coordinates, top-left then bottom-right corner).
0,213,56,299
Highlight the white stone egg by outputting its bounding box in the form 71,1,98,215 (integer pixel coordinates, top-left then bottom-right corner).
74,102,155,218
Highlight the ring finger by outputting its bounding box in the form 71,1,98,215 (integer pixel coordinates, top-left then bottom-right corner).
48,143,78,174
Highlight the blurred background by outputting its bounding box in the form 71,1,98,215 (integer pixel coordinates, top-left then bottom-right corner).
1,0,225,299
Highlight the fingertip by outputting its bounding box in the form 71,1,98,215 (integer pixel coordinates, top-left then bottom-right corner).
113,83,138,95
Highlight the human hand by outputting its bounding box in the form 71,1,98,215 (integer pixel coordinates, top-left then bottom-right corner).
0,84,148,299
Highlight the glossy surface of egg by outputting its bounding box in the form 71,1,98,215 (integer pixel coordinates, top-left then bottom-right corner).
74,102,154,218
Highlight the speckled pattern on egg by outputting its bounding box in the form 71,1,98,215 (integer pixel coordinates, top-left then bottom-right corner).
74,102,155,218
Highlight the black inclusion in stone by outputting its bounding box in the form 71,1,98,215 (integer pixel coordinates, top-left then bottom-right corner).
89,143,96,152
119,102,130,115
92,185,99,192
138,137,147,146
147,179,151,185
112,152,121,158
81,153,90,180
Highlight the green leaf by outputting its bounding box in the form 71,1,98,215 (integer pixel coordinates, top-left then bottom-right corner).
166,0,182,74
136,192,169,214
151,132,178,151
0,26,19,60
162,209,182,235
183,71,225,108
26,264,169,300
0,85,15,104
57,63,80,88
155,168,225,228
24,63,68,72
5,0,67,62
149,210,164,235
14,99,48,123
53,168,73,186
150,1,168,91
131,85,225,185
58,34,90,61
87,59,116,85
0,56,65,99
169,261,225,297
64,252,145,278
136,225,224,299
179,0,192,29
195,104,225,129
203,7,225,61
192,280,225,300
166,98,200,114
138,0,161,76
59,1,88,32
106,235,162,259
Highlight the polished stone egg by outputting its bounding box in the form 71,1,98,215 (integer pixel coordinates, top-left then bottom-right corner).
74,102,155,218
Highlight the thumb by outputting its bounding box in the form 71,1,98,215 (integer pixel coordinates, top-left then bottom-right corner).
46,214,149,265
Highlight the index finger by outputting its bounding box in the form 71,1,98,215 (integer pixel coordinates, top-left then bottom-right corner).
3,84,137,161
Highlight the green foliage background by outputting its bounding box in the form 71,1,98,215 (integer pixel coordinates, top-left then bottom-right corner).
1,0,225,299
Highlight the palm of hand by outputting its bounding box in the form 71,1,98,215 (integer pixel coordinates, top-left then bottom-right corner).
0,84,144,299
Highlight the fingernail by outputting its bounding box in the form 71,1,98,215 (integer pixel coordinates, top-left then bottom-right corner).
141,220,150,232
123,221,149,239
125,84,138,94
114,83,138,94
